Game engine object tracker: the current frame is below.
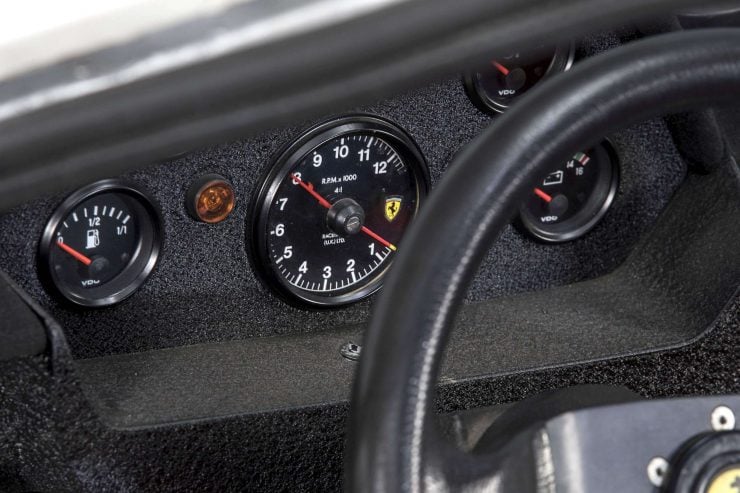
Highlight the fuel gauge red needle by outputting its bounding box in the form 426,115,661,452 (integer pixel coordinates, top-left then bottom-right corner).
56,241,93,266
290,173,398,251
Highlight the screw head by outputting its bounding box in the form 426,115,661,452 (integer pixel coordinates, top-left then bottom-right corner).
340,342,362,361
346,216,362,234
711,405,736,431
647,456,669,487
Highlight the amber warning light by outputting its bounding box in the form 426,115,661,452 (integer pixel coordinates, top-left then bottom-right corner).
187,174,236,223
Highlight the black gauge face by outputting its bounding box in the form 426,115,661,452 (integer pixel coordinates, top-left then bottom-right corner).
250,115,429,307
519,141,619,243
39,180,162,307
464,42,574,114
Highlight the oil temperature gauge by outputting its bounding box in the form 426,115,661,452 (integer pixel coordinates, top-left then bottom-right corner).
39,180,162,307
518,140,619,242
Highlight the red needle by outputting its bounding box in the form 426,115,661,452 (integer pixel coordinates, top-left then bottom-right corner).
534,188,553,203
290,173,398,252
290,173,331,209
56,241,93,266
361,226,397,252
492,61,510,76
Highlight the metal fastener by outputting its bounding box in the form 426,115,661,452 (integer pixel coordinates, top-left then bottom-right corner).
710,405,736,431
340,342,362,361
647,456,669,488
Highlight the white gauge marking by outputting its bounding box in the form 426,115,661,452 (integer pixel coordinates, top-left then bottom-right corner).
286,247,391,293
271,133,409,295
72,213,78,222
123,215,130,224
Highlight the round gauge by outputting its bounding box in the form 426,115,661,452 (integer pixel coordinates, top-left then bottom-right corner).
249,115,429,307
464,41,575,114
518,140,619,243
39,180,162,307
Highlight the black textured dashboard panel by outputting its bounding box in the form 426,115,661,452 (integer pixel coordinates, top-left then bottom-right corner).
0,293,736,492
71,153,738,426
0,26,738,493
0,35,689,359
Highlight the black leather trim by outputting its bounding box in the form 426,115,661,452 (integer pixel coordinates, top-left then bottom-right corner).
347,28,740,492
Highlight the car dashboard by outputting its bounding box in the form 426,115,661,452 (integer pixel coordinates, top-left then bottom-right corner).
0,4,738,491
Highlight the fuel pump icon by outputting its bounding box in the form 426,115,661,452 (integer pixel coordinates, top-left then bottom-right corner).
86,229,100,249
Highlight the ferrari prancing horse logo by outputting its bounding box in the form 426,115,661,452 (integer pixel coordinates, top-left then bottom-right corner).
385,197,402,222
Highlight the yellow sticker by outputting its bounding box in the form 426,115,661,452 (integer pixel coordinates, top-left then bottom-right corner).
385,197,402,222
706,466,740,493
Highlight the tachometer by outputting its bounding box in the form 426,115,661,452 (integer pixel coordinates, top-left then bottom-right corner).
249,115,429,307
39,180,162,307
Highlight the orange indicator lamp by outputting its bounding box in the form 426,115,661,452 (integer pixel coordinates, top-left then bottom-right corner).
187,174,235,223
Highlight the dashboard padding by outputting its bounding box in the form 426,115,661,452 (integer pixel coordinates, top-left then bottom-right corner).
0,33,690,358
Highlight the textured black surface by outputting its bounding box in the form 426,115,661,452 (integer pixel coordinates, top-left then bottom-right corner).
0,13,736,493
0,33,689,359
0,271,46,360
0,293,736,492
75,161,740,426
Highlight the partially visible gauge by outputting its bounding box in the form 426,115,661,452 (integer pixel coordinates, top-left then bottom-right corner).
249,115,429,307
518,140,619,243
464,41,575,114
39,180,162,307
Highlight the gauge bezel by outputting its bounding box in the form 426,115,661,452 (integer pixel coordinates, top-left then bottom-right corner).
248,114,430,308
463,40,576,115
38,179,163,308
517,139,620,243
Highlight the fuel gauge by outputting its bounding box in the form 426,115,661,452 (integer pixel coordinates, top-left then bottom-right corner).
518,141,619,243
39,180,162,307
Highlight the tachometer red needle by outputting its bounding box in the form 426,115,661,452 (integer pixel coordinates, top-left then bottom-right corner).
56,241,93,266
290,174,331,209
361,226,397,252
290,173,398,252
492,61,510,76
534,187,553,203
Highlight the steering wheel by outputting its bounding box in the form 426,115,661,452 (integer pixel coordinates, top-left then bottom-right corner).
346,28,740,492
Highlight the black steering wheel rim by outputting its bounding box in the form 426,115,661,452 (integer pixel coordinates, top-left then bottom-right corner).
347,28,740,492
